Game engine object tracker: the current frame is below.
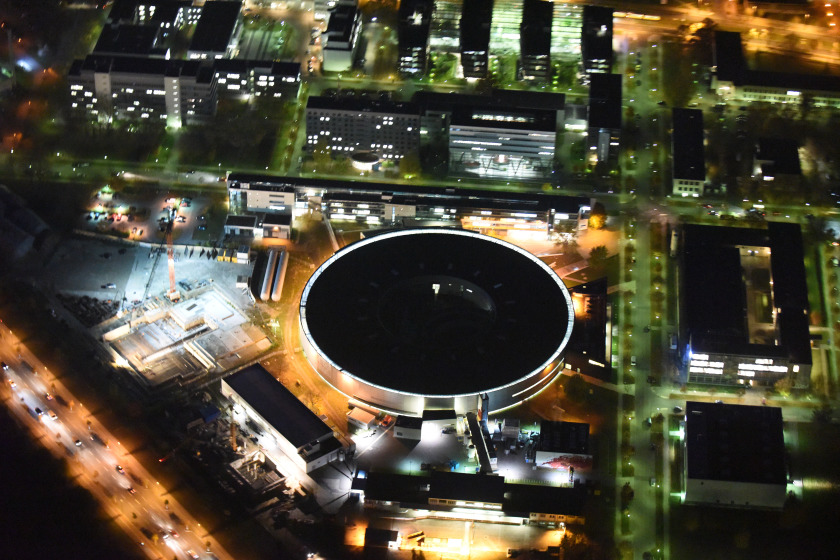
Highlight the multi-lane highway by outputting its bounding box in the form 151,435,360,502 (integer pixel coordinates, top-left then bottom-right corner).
0,321,232,560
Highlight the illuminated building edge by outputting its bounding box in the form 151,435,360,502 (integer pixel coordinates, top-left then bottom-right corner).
299,229,574,416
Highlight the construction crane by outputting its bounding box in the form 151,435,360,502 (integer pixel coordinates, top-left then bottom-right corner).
166,217,179,301
140,206,179,303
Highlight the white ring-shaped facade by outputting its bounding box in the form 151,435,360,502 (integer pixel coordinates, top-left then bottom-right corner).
299,229,574,416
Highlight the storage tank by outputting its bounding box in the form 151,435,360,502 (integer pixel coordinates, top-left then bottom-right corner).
260,250,278,301
270,249,289,302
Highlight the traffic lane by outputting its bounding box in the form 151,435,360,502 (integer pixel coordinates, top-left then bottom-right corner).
0,324,232,559
0,346,168,559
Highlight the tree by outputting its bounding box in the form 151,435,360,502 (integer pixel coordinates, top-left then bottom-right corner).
399,151,422,179
312,138,332,172
588,245,608,269
774,374,795,396
564,374,588,402
621,482,635,507
588,202,607,229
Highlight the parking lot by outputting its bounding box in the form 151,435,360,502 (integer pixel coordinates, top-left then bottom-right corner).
78,183,227,246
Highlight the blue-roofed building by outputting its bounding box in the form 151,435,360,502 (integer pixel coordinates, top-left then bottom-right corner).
221,364,345,474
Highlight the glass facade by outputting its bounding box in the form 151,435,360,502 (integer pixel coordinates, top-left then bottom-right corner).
430,0,463,52
550,3,583,60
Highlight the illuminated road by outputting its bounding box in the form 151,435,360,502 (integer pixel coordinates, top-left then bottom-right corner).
0,322,234,560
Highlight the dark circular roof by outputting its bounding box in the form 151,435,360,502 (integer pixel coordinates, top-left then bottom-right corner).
300,229,574,397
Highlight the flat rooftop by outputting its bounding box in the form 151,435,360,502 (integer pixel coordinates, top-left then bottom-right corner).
588,73,622,129
429,471,505,503
224,364,332,450
189,0,241,54
672,108,705,181
685,401,786,485
227,173,587,216
681,223,810,363
459,0,492,52
537,420,590,454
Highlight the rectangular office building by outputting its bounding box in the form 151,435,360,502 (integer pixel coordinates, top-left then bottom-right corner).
306,95,421,160
448,105,557,179
671,108,705,197
68,55,214,127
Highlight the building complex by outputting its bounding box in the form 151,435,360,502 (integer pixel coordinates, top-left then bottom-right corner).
353,470,587,526
305,95,421,160
712,30,840,108
224,172,591,238
304,89,584,179
678,222,812,388
68,0,301,126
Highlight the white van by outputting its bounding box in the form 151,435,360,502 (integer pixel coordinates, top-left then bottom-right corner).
630,356,637,366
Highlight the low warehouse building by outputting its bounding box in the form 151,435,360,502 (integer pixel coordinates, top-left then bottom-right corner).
221,364,345,475
683,401,787,509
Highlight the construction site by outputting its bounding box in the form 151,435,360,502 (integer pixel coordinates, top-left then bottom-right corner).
43,199,274,389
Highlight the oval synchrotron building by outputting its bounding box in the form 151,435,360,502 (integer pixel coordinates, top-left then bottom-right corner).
299,229,574,416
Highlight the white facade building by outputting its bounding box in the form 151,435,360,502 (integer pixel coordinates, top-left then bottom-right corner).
68,55,214,127
221,365,345,475
321,4,362,72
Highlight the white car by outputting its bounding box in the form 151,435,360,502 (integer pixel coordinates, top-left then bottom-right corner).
48,410,58,421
